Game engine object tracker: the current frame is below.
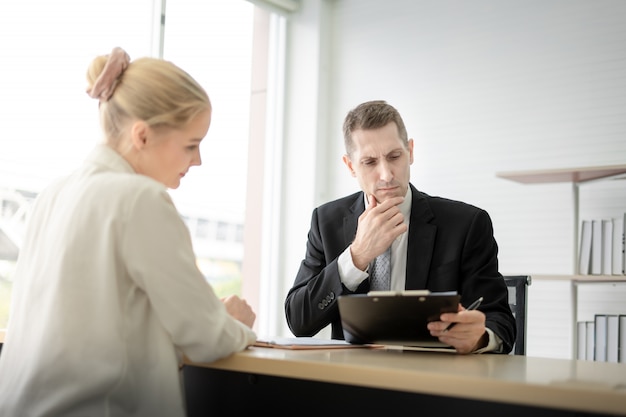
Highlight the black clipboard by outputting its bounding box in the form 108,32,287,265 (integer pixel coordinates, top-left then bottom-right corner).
337,290,461,348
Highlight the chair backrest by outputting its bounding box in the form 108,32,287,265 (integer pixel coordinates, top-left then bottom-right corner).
503,275,531,355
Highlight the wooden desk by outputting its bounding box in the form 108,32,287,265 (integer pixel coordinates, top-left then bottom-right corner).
183,346,626,416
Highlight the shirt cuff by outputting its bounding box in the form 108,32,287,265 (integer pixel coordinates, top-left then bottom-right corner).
473,327,503,354
338,246,369,291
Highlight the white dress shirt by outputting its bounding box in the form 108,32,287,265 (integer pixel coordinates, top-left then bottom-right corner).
0,144,256,417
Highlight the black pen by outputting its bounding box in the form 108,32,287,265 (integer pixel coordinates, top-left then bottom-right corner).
441,296,483,333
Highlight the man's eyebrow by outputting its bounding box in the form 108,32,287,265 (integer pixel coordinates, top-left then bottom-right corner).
361,148,403,160
360,155,377,161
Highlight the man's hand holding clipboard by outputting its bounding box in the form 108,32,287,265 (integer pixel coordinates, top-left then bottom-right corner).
429,296,490,354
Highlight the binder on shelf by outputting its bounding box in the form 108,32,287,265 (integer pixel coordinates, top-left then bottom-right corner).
594,314,607,362
612,216,624,275
590,219,602,275
577,321,587,360
585,321,595,361
602,219,612,275
578,220,592,275
622,212,626,275
618,314,626,363
606,315,619,363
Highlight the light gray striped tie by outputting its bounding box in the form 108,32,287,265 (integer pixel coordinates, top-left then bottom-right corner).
370,246,391,291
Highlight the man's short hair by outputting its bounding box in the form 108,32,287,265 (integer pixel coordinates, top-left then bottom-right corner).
342,100,409,156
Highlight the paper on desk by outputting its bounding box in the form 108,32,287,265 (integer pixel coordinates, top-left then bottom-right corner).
253,337,381,350
383,345,457,353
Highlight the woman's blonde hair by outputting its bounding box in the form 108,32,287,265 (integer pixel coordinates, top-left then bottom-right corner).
86,54,211,145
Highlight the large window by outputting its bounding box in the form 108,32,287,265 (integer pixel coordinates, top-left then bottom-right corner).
162,0,254,296
0,0,257,328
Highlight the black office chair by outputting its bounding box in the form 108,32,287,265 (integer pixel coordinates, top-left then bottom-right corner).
503,275,531,355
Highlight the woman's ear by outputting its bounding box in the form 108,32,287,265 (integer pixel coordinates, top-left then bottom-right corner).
130,121,150,150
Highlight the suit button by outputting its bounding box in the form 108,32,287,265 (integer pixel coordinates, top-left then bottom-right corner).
318,302,324,310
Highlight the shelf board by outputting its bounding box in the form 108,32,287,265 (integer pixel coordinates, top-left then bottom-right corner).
530,274,626,282
496,165,626,184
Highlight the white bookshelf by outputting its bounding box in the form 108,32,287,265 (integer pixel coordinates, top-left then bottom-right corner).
497,166,626,359
497,165,626,276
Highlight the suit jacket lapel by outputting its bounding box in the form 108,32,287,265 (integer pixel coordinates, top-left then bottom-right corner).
343,194,364,247
405,185,436,290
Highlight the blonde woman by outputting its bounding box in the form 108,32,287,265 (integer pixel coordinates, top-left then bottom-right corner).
0,47,256,416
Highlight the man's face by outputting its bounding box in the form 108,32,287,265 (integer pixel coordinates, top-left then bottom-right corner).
342,122,414,204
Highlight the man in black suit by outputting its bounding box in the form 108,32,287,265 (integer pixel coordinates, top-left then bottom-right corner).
284,100,516,354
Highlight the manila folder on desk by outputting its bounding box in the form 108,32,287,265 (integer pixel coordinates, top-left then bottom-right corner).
337,291,460,348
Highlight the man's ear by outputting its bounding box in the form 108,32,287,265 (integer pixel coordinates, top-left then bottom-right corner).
342,154,356,177
130,121,150,150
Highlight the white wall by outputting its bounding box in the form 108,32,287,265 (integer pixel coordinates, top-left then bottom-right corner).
275,0,626,358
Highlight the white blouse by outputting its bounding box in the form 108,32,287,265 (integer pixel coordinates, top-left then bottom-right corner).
0,145,257,417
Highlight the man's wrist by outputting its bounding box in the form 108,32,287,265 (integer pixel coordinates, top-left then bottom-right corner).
338,247,369,291
349,245,369,271
472,327,503,354
474,331,489,351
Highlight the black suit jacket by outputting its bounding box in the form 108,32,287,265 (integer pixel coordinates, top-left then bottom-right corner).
284,183,516,353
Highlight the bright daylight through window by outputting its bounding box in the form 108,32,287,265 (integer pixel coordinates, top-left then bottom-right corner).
0,0,254,328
